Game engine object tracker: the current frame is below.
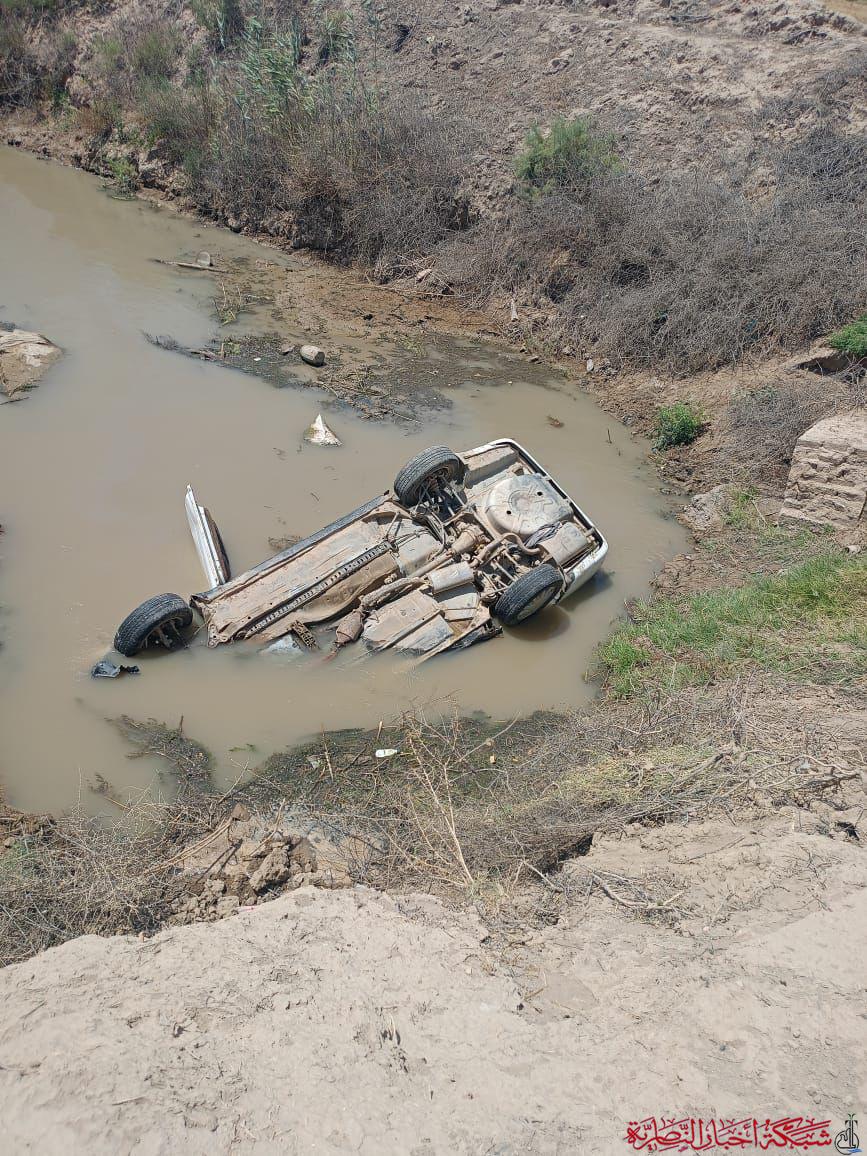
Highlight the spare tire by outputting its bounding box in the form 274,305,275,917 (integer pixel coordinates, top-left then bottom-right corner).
114,593,193,657
393,446,465,507
493,565,564,626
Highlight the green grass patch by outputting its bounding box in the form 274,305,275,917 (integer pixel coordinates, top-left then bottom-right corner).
654,401,704,449
828,313,867,358
724,486,759,530
598,553,867,696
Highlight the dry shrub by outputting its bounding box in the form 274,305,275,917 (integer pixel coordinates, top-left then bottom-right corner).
0,14,43,106
118,13,469,269
0,14,76,108
435,224,513,305
248,690,861,897
76,94,121,140
809,47,867,122
0,792,212,967
553,170,861,371
198,76,468,273
776,125,867,203
726,371,866,483
92,13,182,104
0,680,859,965
202,92,295,222
140,82,216,179
445,128,867,373
288,93,469,274
384,700,857,886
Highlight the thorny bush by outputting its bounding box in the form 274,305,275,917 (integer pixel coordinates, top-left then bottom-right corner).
445,127,867,373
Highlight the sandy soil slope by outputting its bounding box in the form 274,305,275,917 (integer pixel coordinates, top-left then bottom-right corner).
2,813,865,1155
343,0,867,204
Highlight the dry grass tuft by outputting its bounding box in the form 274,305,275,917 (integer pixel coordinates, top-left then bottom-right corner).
725,370,866,483
0,790,215,967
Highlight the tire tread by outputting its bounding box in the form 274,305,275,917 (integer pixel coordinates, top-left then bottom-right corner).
114,593,193,656
393,446,465,506
493,564,563,626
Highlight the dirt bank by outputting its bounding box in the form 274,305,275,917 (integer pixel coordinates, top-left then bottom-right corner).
339,0,867,203
1,820,865,1154
7,0,866,205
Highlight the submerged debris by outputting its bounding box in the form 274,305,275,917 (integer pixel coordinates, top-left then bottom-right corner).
268,534,302,552
112,715,212,780
143,329,447,421
91,660,140,679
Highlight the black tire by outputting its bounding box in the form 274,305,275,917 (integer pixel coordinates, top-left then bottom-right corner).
114,594,193,657
393,446,465,506
493,565,564,626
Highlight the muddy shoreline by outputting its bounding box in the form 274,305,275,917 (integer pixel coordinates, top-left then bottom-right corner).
1,119,522,415
1,118,694,461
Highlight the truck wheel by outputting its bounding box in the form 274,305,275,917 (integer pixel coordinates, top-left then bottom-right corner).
393,446,465,506
493,565,564,626
114,594,193,657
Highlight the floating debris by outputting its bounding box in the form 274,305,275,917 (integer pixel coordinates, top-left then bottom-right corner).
90,660,140,679
304,413,341,447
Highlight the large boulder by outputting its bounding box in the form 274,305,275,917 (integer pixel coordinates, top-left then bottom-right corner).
0,329,62,397
780,409,867,530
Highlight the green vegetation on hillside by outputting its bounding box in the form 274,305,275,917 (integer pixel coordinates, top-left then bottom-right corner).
829,314,867,358
515,116,619,195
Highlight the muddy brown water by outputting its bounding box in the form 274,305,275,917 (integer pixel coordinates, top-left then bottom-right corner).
0,147,687,813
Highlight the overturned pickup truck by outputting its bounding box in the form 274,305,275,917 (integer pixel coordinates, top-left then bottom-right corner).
113,441,608,662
